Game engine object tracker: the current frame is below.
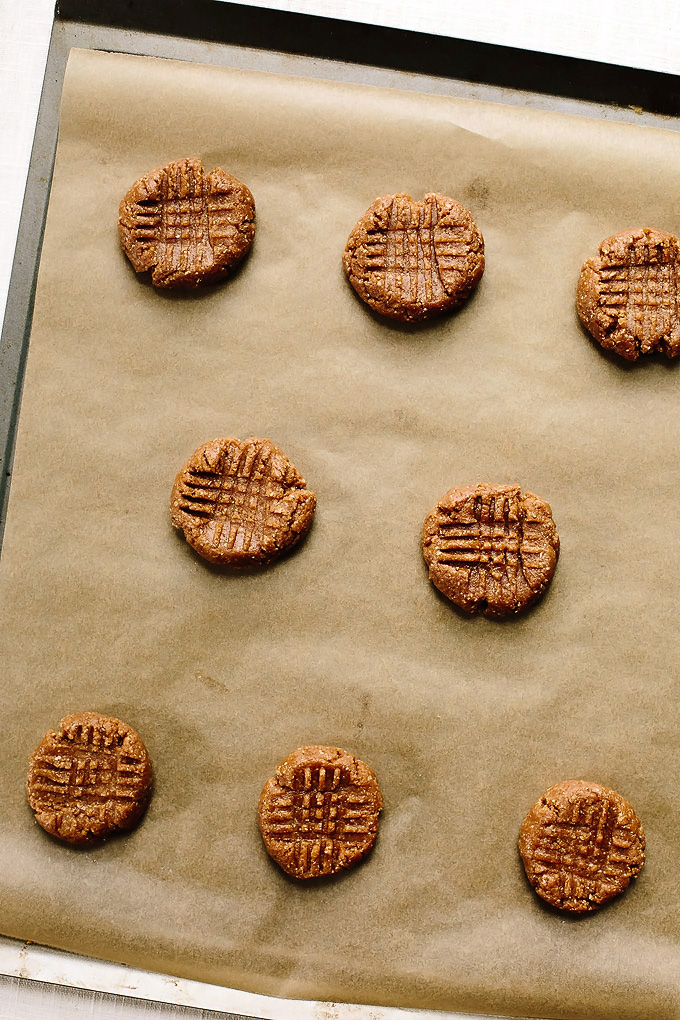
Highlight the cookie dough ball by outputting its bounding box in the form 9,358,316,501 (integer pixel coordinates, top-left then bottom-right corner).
421,483,559,617
577,226,680,360
27,713,152,844
519,780,645,912
343,192,484,322
119,157,255,288
171,437,316,566
258,745,383,878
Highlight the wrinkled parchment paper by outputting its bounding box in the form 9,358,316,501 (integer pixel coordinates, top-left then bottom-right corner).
1,47,679,1020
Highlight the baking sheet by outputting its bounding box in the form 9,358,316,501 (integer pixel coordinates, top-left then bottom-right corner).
0,45,679,1020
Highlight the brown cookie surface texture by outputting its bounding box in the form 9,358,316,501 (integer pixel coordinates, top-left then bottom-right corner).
171,437,316,566
343,192,484,322
577,226,680,360
421,483,559,617
258,746,383,879
26,713,152,845
519,780,645,913
118,157,255,288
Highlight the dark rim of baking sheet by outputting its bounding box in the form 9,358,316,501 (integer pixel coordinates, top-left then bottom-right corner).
57,0,680,115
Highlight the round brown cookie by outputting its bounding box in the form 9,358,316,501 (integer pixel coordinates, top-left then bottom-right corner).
171,437,316,566
26,713,152,845
577,226,680,360
258,745,383,879
421,483,559,617
118,157,255,288
343,192,484,322
519,780,645,913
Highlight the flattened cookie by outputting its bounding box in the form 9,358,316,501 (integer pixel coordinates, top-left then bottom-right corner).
258,746,383,878
343,192,484,322
421,483,559,616
519,780,645,912
27,713,152,845
577,227,680,360
171,437,316,566
118,157,255,288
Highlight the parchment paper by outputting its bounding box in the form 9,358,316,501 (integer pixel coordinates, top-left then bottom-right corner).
1,47,679,1020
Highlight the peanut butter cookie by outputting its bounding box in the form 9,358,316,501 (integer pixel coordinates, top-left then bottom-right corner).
171,437,316,566
421,483,559,616
577,227,680,360
27,713,152,845
343,192,484,322
258,746,383,879
118,157,255,288
519,780,645,912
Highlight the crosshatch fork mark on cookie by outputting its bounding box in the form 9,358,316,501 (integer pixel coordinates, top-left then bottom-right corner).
435,491,539,584
171,437,316,566
131,163,213,272
29,721,148,807
259,746,383,879
343,192,484,321
262,765,377,877
177,442,287,554
421,484,559,616
530,800,628,891
118,157,255,288
363,195,475,306
27,713,153,844
597,244,680,341
577,227,680,359
519,780,646,912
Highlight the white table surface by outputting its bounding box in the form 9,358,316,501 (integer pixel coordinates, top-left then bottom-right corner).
1,2,679,1017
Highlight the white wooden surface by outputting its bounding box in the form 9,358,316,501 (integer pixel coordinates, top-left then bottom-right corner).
0,1,678,1017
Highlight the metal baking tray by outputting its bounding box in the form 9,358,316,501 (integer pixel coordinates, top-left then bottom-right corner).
1,3,678,1017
